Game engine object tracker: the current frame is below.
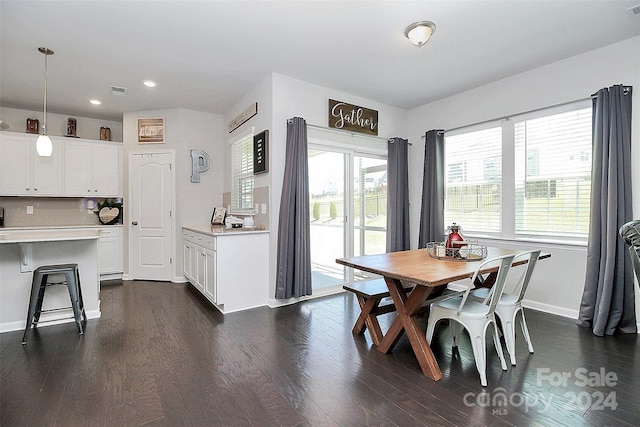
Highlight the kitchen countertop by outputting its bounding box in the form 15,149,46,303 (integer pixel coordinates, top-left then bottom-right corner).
0,228,102,244
0,224,122,231
183,224,269,237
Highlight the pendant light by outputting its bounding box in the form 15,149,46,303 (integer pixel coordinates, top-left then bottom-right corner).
36,47,54,157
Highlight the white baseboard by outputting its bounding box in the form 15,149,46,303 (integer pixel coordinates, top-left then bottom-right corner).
0,309,101,334
100,273,123,281
267,286,345,309
522,299,579,319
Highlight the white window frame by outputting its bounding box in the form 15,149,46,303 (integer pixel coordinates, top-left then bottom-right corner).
229,128,254,214
445,100,592,246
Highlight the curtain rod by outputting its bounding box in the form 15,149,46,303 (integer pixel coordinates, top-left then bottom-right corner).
423,95,593,138
306,123,403,144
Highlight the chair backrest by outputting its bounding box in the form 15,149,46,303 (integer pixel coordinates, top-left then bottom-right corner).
620,220,640,284
457,254,515,316
511,250,542,302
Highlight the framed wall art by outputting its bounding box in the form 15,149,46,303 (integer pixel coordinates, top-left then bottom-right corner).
137,117,165,143
211,206,227,225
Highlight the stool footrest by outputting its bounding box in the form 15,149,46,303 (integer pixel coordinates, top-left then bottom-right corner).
37,306,74,314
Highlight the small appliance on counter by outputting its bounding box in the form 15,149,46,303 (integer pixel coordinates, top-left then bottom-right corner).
0,207,4,227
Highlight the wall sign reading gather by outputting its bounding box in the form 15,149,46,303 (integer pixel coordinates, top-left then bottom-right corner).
328,99,378,136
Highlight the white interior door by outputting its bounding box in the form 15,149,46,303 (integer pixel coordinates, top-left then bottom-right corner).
129,152,174,281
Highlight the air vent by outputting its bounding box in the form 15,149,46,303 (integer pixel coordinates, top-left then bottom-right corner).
629,4,640,16
0,120,9,130
111,86,126,96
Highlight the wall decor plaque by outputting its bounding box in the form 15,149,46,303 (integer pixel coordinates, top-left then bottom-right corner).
228,102,258,133
328,99,378,136
253,130,269,175
137,117,165,143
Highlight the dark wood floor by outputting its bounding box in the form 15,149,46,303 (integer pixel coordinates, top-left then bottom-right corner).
2,280,639,426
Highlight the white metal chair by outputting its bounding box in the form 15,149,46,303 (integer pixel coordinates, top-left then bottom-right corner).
426,254,515,387
469,250,541,366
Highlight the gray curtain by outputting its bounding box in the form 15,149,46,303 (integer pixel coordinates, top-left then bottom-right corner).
578,85,634,336
275,117,312,299
386,137,410,252
418,130,445,248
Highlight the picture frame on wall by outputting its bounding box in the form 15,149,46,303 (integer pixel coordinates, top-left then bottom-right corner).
137,117,165,143
211,206,227,225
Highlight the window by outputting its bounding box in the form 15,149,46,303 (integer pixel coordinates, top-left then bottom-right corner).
444,127,502,234
444,101,592,243
514,107,592,238
231,132,254,212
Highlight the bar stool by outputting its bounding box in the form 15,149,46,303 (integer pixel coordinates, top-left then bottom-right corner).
21,264,86,344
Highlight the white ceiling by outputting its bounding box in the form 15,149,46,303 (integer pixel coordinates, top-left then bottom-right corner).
1,1,639,122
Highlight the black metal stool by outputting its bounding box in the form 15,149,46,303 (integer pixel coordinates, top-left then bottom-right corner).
22,264,86,344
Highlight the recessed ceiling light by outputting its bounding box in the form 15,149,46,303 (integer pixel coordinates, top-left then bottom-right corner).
143,80,157,87
89,99,102,105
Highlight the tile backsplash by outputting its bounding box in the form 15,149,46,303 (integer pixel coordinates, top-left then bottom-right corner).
0,197,109,227
222,185,269,229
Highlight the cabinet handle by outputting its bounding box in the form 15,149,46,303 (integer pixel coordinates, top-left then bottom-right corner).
34,188,38,191
132,221,138,225
95,189,98,192
26,188,29,191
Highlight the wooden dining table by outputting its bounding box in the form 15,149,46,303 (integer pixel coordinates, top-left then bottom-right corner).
336,247,550,381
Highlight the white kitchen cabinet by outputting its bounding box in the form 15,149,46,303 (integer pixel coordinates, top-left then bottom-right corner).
194,245,207,294
182,226,268,312
183,240,195,281
0,132,64,195
64,139,122,197
97,226,123,277
203,248,216,302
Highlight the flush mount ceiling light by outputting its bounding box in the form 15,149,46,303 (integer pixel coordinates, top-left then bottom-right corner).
36,47,54,157
143,80,156,87
404,21,436,48
89,99,102,105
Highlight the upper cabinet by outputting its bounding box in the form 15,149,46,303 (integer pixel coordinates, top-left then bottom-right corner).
0,133,64,195
64,139,122,197
0,132,122,197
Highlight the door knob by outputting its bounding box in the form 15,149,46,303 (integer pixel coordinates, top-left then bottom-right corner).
132,221,138,225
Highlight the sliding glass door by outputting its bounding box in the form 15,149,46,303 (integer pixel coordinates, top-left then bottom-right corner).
308,146,387,292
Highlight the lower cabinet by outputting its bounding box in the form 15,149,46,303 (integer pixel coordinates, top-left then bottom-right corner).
182,227,268,313
98,226,124,278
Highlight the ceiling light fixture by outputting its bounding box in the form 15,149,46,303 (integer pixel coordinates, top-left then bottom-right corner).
404,21,436,48
36,47,54,157
143,80,156,87
90,99,102,105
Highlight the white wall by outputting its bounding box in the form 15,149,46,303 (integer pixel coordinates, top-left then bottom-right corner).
270,74,408,305
122,108,224,280
407,36,640,319
223,73,408,305
0,106,123,141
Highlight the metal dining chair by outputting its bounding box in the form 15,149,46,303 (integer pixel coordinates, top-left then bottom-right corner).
469,250,541,366
426,254,515,387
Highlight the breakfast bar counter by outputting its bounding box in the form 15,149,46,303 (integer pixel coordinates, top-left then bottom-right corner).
0,229,101,333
